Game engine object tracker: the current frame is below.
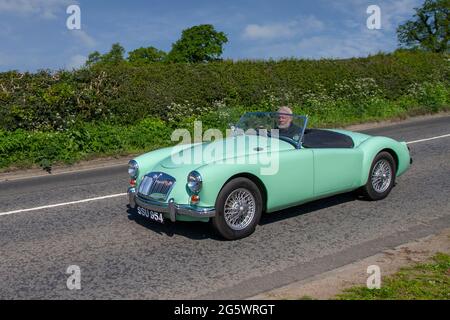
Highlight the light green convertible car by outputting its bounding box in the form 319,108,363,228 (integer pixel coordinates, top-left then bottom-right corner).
127,112,412,240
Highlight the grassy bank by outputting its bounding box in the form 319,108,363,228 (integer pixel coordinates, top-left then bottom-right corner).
337,253,450,300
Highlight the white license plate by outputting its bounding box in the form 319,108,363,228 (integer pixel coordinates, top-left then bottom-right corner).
137,206,164,224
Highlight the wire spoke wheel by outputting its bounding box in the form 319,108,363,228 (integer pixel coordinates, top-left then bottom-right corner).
223,188,256,231
371,159,392,193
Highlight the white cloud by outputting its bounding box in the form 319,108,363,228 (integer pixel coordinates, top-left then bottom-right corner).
380,0,422,31
296,30,391,58
242,26,393,60
242,15,324,40
239,0,421,59
326,0,421,32
0,0,75,19
243,23,298,40
66,54,86,70
70,30,96,48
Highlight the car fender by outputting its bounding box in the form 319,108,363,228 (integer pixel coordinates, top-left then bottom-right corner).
358,136,411,186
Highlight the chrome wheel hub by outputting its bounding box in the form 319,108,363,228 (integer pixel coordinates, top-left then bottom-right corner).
371,159,392,193
224,188,256,231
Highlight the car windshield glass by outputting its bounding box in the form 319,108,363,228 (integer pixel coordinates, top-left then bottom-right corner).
234,112,308,146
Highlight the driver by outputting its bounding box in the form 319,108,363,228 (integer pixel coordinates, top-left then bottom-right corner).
276,106,301,140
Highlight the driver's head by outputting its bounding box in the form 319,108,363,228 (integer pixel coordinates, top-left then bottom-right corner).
277,106,293,129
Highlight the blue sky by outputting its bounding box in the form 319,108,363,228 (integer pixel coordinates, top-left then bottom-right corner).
0,0,422,72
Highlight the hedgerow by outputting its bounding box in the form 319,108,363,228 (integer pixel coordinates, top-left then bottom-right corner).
0,50,448,170
1,50,448,131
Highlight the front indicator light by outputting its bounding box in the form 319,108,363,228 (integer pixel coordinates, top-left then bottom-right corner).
191,194,200,204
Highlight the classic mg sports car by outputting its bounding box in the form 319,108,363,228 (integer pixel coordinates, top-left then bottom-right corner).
127,112,412,240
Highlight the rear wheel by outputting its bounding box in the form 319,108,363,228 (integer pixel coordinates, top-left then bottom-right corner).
361,151,396,200
212,178,263,240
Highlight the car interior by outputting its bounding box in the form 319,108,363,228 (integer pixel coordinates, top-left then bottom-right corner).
302,129,355,148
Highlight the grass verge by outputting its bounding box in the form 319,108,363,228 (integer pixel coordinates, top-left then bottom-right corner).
337,253,450,300
0,102,449,172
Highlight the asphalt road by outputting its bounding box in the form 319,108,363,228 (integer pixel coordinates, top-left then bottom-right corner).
0,116,449,299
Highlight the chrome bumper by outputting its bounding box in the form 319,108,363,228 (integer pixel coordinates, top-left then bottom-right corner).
128,188,216,222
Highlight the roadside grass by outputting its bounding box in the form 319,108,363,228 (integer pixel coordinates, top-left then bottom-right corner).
1,103,448,173
337,253,450,300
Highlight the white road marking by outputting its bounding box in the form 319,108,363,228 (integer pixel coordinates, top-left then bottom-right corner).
0,133,449,217
0,193,126,217
406,133,450,145
1,162,126,182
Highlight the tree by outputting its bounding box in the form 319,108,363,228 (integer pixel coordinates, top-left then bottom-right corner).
167,24,228,63
397,0,449,53
85,43,125,67
86,51,102,66
128,46,167,64
101,43,126,64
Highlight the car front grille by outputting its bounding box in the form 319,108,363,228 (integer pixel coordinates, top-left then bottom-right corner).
137,172,176,202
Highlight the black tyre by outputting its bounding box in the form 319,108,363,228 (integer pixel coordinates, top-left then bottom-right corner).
212,177,263,240
361,151,396,201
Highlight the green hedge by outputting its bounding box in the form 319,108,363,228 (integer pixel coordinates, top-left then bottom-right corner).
0,50,449,170
0,50,448,131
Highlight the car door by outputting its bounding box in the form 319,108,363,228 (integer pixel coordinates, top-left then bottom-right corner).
311,148,363,196
262,147,314,212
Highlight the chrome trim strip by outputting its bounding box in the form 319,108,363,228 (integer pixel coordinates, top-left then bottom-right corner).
128,189,215,221
128,187,136,208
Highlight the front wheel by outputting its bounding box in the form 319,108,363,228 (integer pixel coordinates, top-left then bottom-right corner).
212,178,263,240
361,151,396,201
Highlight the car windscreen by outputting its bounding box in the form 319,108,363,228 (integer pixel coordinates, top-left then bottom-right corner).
235,112,308,147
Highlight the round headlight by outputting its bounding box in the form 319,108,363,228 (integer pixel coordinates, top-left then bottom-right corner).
187,171,202,193
128,160,139,179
